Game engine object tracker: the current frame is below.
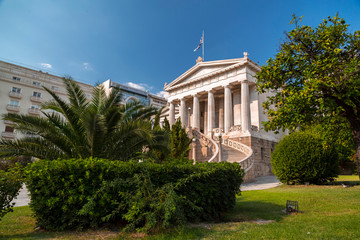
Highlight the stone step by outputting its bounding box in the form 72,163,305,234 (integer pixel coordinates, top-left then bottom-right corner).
221,145,247,163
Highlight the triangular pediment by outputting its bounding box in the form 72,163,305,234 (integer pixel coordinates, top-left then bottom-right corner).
165,58,245,90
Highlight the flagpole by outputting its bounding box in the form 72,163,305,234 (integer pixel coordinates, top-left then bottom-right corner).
202,30,205,61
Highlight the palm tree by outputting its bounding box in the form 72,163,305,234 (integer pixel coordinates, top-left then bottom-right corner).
0,77,166,161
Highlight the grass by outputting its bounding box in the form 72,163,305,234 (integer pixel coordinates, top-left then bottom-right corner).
1,175,359,239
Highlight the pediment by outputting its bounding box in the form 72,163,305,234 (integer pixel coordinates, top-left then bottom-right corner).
165,58,245,90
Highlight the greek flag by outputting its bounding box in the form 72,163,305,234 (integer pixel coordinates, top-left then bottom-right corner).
193,34,203,52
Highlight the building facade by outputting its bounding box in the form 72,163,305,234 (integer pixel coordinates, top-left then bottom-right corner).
0,60,167,140
102,79,167,109
163,54,285,181
0,60,94,140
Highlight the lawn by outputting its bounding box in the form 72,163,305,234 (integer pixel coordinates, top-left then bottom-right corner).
1,175,359,239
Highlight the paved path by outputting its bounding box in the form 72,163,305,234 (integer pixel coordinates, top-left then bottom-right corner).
11,176,281,207
11,185,30,207
241,175,282,191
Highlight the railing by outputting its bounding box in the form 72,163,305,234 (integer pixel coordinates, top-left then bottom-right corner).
217,137,254,173
28,108,40,115
9,91,22,99
191,129,219,163
1,131,16,139
30,96,43,103
6,104,20,112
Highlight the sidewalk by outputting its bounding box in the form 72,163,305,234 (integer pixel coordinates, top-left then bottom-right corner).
241,175,282,191
11,185,30,207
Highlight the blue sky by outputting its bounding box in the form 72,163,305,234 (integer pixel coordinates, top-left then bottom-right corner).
0,0,359,98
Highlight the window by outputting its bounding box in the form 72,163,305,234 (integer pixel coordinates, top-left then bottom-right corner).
9,100,19,106
51,86,58,91
30,105,40,109
261,147,265,161
4,126,14,133
33,92,41,98
12,76,21,81
12,87,21,93
33,81,41,86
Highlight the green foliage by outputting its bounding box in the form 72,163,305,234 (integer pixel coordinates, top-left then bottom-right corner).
304,117,355,166
0,168,22,220
169,119,192,160
163,117,170,131
272,131,339,184
0,77,164,161
255,14,360,177
25,158,244,231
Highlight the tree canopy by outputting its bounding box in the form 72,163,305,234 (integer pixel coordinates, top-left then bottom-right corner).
256,14,360,177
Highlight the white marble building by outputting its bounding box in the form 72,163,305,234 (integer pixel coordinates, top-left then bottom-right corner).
163,53,285,181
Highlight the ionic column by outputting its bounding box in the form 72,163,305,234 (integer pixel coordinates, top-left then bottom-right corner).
224,85,232,133
218,98,224,130
192,95,200,130
233,89,241,126
207,91,215,136
241,80,251,132
179,98,187,128
169,101,175,128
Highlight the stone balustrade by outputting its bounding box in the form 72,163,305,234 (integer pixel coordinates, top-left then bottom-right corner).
220,137,254,173
190,129,219,163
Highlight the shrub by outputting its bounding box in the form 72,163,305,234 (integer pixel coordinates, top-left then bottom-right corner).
0,168,22,220
272,131,339,184
25,158,244,231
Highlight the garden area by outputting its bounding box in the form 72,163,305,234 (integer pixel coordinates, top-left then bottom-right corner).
1,14,360,240
1,175,359,239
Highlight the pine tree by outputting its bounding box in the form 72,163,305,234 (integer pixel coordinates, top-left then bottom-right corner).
169,119,191,159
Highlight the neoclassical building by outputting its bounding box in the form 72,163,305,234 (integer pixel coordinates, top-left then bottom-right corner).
163,53,285,181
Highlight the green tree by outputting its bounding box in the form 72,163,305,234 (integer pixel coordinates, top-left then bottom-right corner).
163,116,170,131
169,119,192,159
0,77,163,161
256,15,360,178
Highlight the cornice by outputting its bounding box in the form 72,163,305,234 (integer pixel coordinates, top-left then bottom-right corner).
165,58,260,92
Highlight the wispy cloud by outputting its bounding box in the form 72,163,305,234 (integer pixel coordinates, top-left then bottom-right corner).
156,91,169,99
40,63,52,69
83,62,93,71
126,82,150,92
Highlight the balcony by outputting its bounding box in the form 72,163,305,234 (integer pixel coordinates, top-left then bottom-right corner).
9,91,22,99
30,96,43,103
6,104,20,112
1,131,16,139
28,108,40,115
3,120,15,126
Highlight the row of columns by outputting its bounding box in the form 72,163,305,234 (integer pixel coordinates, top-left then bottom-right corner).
168,80,251,134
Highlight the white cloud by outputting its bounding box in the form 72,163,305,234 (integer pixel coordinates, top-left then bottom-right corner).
83,62,93,71
40,63,52,69
156,90,169,99
126,82,147,91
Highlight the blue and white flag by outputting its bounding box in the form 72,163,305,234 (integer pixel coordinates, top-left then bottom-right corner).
193,34,203,52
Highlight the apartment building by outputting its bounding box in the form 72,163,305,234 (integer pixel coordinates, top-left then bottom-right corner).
0,60,94,140
0,60,167,140
102,79,167,109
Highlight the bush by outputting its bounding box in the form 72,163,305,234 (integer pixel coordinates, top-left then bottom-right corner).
0,168,22,220
272,131,339,184
25,158,244,231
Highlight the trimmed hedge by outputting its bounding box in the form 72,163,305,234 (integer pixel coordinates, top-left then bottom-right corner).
25,159,244,231
272,131,339,184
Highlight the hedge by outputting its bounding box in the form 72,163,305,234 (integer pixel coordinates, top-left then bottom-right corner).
272,131,339,184
25,159,244,231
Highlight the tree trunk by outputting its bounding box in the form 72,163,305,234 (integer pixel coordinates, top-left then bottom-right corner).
352,131,360,179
